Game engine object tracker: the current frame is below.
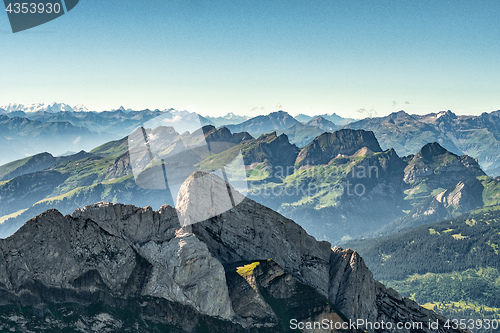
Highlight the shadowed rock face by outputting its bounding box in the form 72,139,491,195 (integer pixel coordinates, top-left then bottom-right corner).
0,173,468,332
226,259,346,332
296,129,383,167
242,131,300,171
435,177,484,211
403,142,485,187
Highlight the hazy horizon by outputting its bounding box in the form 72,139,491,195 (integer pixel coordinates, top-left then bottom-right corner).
3,101,500,120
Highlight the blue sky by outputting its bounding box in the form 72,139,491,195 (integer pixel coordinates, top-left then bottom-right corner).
0,0,499,117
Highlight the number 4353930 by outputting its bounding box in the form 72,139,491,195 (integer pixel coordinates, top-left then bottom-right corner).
444,318,499,330
6,2,62,14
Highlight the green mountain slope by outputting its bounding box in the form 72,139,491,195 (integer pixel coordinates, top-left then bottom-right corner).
344,206,500,326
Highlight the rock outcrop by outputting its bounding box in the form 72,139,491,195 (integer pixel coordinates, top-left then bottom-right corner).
227,259,346,332
0,172,468,332
329,247,463,333
435,177,484,211
403,142,485,187
242,132,300,171
296,129,383,167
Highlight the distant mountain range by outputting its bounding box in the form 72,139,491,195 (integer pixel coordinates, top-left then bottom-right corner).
4,104,500,176
0,115,115,166
225,110,300,136
204,112,251,127
0,102,89,113
305,115,338,131
0,106,354,167
346,110,500,176
223,111,348,147
0,122,498,246
295,113,356,125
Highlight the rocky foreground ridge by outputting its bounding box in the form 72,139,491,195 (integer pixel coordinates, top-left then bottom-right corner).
0,172,466,332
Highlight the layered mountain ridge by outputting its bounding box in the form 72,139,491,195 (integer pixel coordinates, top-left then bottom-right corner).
0,115,114,166
3,106,500,175
345,109,500,176
0,123,497,244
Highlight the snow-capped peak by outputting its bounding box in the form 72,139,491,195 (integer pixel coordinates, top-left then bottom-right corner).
0,103,45,113
0,102,90,113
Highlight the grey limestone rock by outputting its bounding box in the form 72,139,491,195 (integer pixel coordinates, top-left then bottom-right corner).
0,172,469,332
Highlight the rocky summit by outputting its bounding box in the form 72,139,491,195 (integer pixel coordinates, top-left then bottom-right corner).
0,172,467,332
296,129,383,167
